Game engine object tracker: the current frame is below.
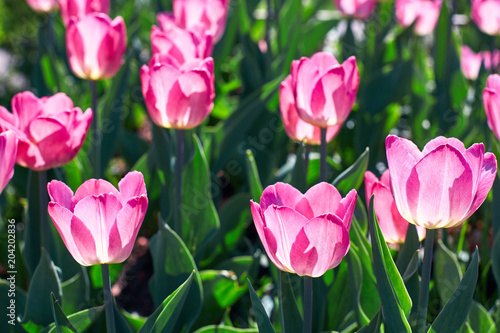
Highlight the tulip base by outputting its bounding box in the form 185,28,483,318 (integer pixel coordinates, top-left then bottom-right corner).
416,228,435,333
101,264,116,333
303,276,313,333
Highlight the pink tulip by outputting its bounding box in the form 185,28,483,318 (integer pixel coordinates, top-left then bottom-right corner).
484,74,500,141
58,0,110,27
280,75,342,145
250,182,356,277
291,52,359,128
471,0,500,36
461,46,500,80
173,0,230,42
0,91,92,171
66,13,127,80
0,131,18,194
386,135,497,229
141,54,215,129
395,0,442,35
47,171,148,266
151,12,213,66
334,0,377,19
365,170,425,244
25,0,58,12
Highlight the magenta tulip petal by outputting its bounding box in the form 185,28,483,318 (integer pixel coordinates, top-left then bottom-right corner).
0,131,17,194
260,182,304,212
118,171,147,201
47,180,74,209
300,182,342,218
25,0,58,12
422,136,466,154
71,215,98,266
310,52,340,75
364,171,379,204
72,179,121,210
396,0,442,35
472,0,500,35
12,91,44,133
484,74,500,141
463,143,485,192
337,189,357,229
59,0,110,26
373,182,410,243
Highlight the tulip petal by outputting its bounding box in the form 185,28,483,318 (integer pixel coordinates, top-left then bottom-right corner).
364,171,379,204
372,182,409,244
71,214,98,266
0,131,17,193
71,179,121,210
336,189,357,229
97,16,126,79
463,143,485,194
12,91,44,133
47,180,74,210
260,182,304,212
422,136,466,154
118,171,147,201
310,52,339,75
298,182,342,219
66,19,87,79
309,66,346,126
40,93,74,116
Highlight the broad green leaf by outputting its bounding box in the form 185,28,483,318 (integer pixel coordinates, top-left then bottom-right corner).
332,147,369,195
245,150,264,201
435,239,462,304
327,260,352,329
347,249,370,327
46,306,104,333
50,293,77,333
247,280,275,333
468,301,496,333
60,268,89,315
278,271,302,333
357,309,382,333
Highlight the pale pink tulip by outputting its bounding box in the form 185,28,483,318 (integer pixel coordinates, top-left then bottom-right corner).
484,74,500,141
0,131,18,194
334,0,377,19
250,182,356,277
365,170,425,244
280,75,342,145
25,0,58,12
151,12,213,66
291,52,359,128
47,171,148,266
66,13,127,80
386,135,497,229
0,91,92,171
395,0,442,35
173,0,230,42
461,46,500,80
58,0,110,26
471,0,500,36
141,55,215,129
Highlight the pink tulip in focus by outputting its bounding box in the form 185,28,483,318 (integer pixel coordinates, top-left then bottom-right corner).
141,54,215,129
173,0,230,42
58,0,110,26
484,74,500,141
471,0,500,35
395,0,442,35
291,52,359,128
0,131,18,194
334,0,377,20
365,170,425,244
461,46,500,80
151,12,213,66
47,171,148,266
0,92,92,171
25,0,58,12
250,182,356,277
280,75,342,145
66,13,127,80
386,135,497,229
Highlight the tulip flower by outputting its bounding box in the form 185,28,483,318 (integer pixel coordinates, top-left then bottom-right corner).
66,13,127,80
0,91,92,171
461,46,500,80
484,74,500,141
25,0,58,12
173,0,230,42
151,12,213,66
334,0,377,20
365,170,425,244
141,54,215,129
386,135,497,229
280,75,342,145
58,0,110,26
250,182,356,277
291,52,359,128
395,0,442,35
47,171,148,266
0,131,18,194
471,0,500,36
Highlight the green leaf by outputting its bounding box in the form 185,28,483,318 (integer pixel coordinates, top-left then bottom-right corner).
60,268,89,315
491,231,500,293
278,271,302,333
46,306,104,333
347,249,370,327
290,145,308,193
428,248,479,333
193,326,258,333
368,196,411,332
357,309,382,333
435,239,462,304
332,147,369,195
245,149,264,201
247,279,275,333
50,293,77,333
396,224,420,275
139,272,194,333
0,279,27,332
468,301,496,333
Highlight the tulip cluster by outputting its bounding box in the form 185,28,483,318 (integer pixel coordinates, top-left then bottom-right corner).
461,46,500,80
395,0,442,35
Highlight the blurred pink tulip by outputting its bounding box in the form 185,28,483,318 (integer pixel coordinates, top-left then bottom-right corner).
291,52,359,128
0,131,18,194
173,0,230,42
386,135,497,229
66,13,127,80
58,0,110,26
250,182,356,277
395,0,442,35
25,0,58,12
141,55,215,129
471,0,500,35
0,91,92,171
484,74,500,141
334,0,377,19
47,171,148,266
365,170,425,244
280,75,342,145
461,46,500,80
151,12,213,66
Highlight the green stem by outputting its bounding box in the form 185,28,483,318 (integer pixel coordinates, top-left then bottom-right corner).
90,81,100,178
175,129,185,236
101,264,116,333
304,144,311,179
416,228,435,333
278,270,286,333
302,276,313,333
319,128,327,182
